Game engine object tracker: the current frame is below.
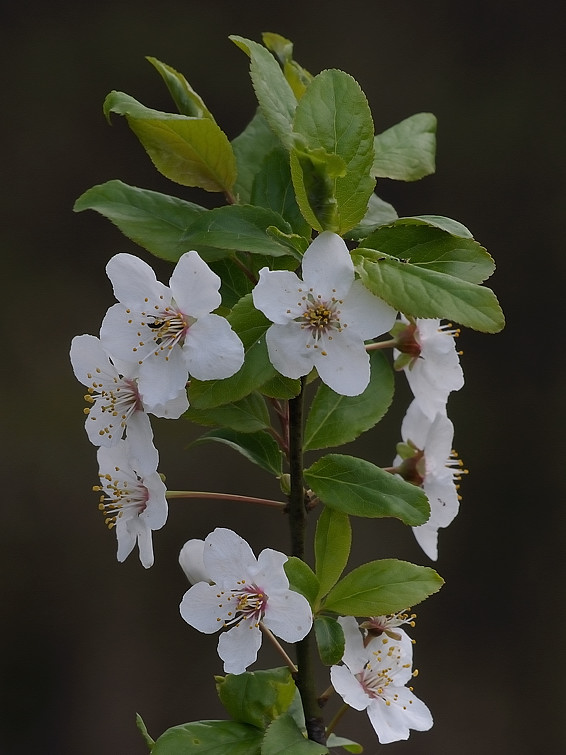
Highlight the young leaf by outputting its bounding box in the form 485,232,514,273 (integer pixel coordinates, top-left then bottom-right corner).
103,91,236,192
146,56,215,119
216,668,296,730
136,712,155,748
290,69,375,234
314,508,351,599
261,32,314,99
284,557,320,607
191,429,283,476
151,720,263,755
324,559,444,616
360,219,495,283
74,180,206,262
372,112,437,181
304,351,394,451
325,734,363,753
184,392,270,433
314,616,345,666
262,713,329,754
304,454,430,526
353,248,505,333
232,110,281,204
230,35,297,150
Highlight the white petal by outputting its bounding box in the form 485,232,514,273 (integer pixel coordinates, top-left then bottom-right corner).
133,520,155,569
423,476,459,528
203,528,257,587
106,253,169,309
254,548,289,590
218,621,263,674
146,388,189,419
301,232,353,298
330,664,370,711
262,590,312,642
339,280,397,340
367,687,433,744
140,471,168,530
179,539,210,584
252,268,303,324
123,411,154,461
180,581,233,633
400,400,431,450
265,323,315,378
313,331,370,396
137,346,189,408
337,616,368,674
169,251,222,316
115,518,137,564
412,523,439,561
100,303,153,366
183,314,244,381
70,334,116,386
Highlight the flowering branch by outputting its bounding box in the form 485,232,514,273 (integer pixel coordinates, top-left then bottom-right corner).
166,491,287,510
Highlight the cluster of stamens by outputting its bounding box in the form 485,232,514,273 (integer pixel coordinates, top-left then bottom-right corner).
293,288,345,353
83,367,140,441
93,468,148,530
125,296,194,363
213,580,268,629
356,636,414,707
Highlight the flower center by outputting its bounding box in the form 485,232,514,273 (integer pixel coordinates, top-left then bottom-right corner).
93,468,149,530
146,306,194,358
355,637,412,700
216,581,269,628
295,289,345,350
84,375,141,441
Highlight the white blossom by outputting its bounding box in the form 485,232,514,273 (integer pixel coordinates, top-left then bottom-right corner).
394,317,464,419
179,528,312,674
100,251,244,410
394,400,466,560
331,616,432,744
252,232,396,396
70,334,187,450
94,436,167,568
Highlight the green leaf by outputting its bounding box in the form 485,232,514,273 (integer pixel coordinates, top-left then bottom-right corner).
103,91,236,192
353,248,505,333
184,392,270,433
346,192,398,241
259,373,302,400
74,180,206,262
192,429,283,476
372,113,436,181
284,557,320,607
152,720,263,754
136,712,155,748
188,295,277,409
314,508,351,599
324,559,444,616
232,110,281,204
304,454,429,526
290,69,375,234
304,351,394,452
261,33,314,100
146,57,215,119
230,36,297,150
216,668,295,730
251,147,312,237
208,258,254,309
325,734,363,753
262,713,329,754
179,204,298,263
360,219,495,283
314,616,345,666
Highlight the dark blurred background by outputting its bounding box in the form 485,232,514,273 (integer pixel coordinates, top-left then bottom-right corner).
2,2,564,753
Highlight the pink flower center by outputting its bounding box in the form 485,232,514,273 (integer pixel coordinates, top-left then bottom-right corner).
94,470,149,530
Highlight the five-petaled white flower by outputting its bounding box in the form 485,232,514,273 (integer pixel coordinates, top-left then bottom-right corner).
394,316,464,419
179,528,313,674
100,251,245,410
331,616,432,745
94,436,167,568
394,400,466,560
252,232,396,396
70,334,188,451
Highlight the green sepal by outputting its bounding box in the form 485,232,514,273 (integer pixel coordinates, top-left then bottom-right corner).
303,351,394,451
178,204,299,263
353,247,505,333
191,429,283,476
304,454,430,526
73,180,206,262
314,616,345,666
346,192,398,241
314,508,351,600
146,57,215,119
372,112,437,181
324,559,444,616
230,35,297,150
136,712,155,749
184,392,270,433
215,668,296,730
396,441,417,460
325,734,363,753
290,69,375,234
103,91,236,192
151,720,263,754
284,557,320,608
262,713,329,754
